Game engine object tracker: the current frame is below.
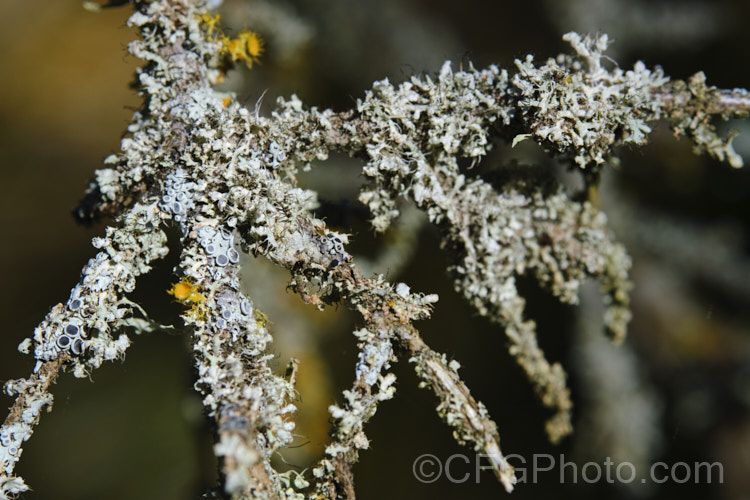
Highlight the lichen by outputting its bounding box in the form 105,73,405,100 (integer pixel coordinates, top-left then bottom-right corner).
1,0,749,498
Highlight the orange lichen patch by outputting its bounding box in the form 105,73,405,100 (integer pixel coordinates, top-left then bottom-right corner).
222,96,231,107
167,279,205,304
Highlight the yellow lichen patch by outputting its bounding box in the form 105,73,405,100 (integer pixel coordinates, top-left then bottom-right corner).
253,309,270,329
197,13,264,71
198,13,222,37
167,279,205,304
221,30,264,68
186,302,206,322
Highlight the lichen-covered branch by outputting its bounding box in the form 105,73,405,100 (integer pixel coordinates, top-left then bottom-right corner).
0,199,168,497
511,32,749,169
396,325,517,492
2,0,749,498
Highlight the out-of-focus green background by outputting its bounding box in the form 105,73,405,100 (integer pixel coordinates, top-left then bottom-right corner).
1,0,750,499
